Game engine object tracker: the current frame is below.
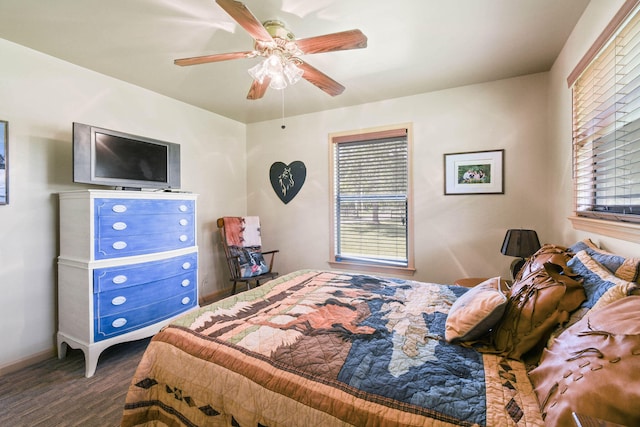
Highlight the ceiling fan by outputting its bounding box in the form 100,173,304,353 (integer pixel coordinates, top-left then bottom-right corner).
174,0,368,100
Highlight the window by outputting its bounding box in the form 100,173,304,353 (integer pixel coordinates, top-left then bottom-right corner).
570,1,640,236
329,125,414,274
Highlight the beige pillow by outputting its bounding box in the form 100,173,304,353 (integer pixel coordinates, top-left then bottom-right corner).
445,277,507,343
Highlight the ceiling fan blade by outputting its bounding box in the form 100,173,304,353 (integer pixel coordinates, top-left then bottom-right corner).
174,51,254,66
247,77,271,100
216,0,273,42
296,29,367,54
297,61,345,96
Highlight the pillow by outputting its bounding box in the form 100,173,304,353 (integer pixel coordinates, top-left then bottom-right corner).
490,262,585,360
570,238,640,283
568,237,599,253
230,245,270,278
529,296,640,427
547,250,639,346
567,250,639,312
239,249,269,278
445,277,507,343
515,244,576,281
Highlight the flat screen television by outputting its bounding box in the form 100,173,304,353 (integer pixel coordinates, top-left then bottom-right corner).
73,122,181,190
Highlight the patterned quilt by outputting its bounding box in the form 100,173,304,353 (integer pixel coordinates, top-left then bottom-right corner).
121,270,544,427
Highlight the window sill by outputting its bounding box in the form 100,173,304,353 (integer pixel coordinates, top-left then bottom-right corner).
568,215,640,243
328,261,416,276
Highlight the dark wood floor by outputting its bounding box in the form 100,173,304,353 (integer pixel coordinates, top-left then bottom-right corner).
0,338,150,427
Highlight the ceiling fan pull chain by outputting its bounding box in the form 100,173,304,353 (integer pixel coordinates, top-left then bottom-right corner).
281,89,286,129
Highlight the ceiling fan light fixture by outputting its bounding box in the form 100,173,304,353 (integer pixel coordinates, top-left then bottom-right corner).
284,61,304,85
269,73,288,90
247,60,268,83
265,54,284,74
248,52,303,90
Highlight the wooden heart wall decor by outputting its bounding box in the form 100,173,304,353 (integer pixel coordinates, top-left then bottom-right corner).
269,161,306,204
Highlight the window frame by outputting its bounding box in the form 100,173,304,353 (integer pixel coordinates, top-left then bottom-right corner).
328,124,415,275
568,0,640,242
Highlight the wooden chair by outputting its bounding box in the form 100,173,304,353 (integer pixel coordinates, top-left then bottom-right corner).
217,216,279,294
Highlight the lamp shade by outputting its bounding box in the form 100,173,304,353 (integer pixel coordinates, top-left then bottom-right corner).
500,229,541,258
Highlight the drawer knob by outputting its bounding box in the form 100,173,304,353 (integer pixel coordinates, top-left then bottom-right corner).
112,221,128,231
181,296,191,305
182,262,191,270
112,204,127,213
112,318,127,328
179,219,188,226
179,235,188,242
112,241,127,250
181,279,190,287
111,296,127,306
179,205,188,212
112,275,128,285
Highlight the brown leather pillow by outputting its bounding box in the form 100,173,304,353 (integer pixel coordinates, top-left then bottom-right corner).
515,244,576,281
529,296,640,426
490,262,585,360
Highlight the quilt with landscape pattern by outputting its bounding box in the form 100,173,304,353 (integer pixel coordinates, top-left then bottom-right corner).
121,270,543,427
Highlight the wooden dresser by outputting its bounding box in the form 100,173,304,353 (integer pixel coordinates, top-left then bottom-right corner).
57,190,198,377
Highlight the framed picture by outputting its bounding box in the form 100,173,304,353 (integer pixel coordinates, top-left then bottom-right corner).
444,149,504,195
0,120,7,205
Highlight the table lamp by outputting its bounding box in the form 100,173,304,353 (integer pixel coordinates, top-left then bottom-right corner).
500,229,541,279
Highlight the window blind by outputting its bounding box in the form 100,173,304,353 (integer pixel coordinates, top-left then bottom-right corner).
572,6,640,224
333,130,409,267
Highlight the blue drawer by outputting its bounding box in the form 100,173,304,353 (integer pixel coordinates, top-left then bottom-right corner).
94,198,195,259
95,198,195,216
95,271,196,316
95,231,195,259
94,289,197,342
94,252,197,293
96,213,193,238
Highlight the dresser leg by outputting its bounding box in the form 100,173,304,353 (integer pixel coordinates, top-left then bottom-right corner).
57,333,68,360
56,332,101,377
84,348,99,378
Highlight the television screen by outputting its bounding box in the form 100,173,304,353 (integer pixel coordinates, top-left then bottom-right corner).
94,132,168,183
73,122,181,190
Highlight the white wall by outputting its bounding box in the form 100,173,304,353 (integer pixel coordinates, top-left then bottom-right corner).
0,39,246,370
247,73,552,285
548,0,639,256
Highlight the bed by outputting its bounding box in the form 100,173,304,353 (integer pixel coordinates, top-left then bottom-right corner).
121,240,640,427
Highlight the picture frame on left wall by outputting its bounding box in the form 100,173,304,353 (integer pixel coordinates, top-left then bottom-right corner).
0,120,7,205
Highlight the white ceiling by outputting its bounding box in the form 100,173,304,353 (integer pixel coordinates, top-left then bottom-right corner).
0,0,590,124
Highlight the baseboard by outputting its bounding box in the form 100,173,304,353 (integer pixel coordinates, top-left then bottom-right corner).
0,347,56,376
199,287,232,306
1,290,230,377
